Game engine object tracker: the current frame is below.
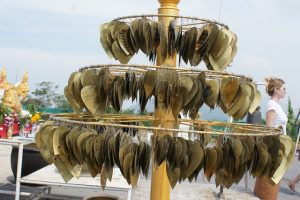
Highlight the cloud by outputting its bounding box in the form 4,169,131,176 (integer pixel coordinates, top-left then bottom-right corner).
0,47,105,92
243,55,272,70
0,0,157,18
1,0,300,113
237,55,272,80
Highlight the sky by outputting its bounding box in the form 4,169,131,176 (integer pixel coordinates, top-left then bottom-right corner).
1,0,300,119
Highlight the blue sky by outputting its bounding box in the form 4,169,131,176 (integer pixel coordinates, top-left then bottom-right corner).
1,0,300,118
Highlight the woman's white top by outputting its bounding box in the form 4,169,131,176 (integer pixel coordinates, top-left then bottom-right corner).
266,100,288,134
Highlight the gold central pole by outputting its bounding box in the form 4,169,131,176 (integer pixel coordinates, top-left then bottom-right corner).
150,1,180,200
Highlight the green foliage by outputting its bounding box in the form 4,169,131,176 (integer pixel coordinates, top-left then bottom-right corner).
120,109,134,115
139,109,151,115
105,107,152,126
18,116,28,129
105,106,117,114
0,103,11,123
22,81,73,112
52,94,73,111
105,106,135,115
27,102,37,115
22,95,42,110
31,81,59,108
286,97,298,141
139,109,153,127
288,97,294,120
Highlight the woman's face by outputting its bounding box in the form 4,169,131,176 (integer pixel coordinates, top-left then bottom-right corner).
275,84,286,99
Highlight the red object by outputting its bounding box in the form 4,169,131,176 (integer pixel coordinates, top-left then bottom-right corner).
24,123,32,132
12,122,20,135
0,122,20,138
0,124,8,138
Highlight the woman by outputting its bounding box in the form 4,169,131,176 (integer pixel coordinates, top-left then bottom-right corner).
265,77,287,134
254,77,287,200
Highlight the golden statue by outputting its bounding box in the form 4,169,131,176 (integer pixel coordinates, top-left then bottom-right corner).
16,72,29,101
0,67,29,112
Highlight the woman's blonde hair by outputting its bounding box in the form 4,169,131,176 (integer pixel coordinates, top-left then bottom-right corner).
265,77,285,96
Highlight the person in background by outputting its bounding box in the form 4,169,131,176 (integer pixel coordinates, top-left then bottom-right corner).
246,106,262,125
254,77,287,200
287,121,300,193
287,153,300,192
264,77,288,134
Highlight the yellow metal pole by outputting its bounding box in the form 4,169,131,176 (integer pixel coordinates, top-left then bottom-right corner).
156,0,180,66
150,1,180,200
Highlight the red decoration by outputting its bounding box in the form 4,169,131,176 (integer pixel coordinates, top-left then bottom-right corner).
24,123,32,132
12,121,19,135
0,124,8,138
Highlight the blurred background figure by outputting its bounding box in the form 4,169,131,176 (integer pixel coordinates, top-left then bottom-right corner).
247,106,262,125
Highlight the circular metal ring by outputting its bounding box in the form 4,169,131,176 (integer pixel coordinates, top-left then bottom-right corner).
79,64,252,81
113,14,229,30
50,113,282,137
